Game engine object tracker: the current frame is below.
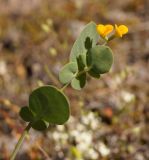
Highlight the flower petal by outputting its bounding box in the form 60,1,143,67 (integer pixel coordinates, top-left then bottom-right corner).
115,24,128,37
96,24,105,35
104,25,114,35
96,24,113,38
118,25,128,34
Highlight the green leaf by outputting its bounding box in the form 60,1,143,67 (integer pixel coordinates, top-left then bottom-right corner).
88,69,101,79
71,73,86,90
19,106,34,122
70,22,98,61
76,53,86,71
70,53,87,90
87,45,113,74
59,62,77,84
31,120,49,131
85,37,93,50
29,85,70,125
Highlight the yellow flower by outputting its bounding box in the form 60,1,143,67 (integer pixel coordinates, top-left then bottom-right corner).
115,25,128,37
96,24,114,39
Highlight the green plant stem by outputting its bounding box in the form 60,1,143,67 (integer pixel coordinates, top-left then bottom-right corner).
102,41,107,45
60,66,91,92
10,123,32,160
60,82,70,92
76,66,91,77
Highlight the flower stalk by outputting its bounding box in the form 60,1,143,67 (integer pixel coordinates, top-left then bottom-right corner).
10,123,32,160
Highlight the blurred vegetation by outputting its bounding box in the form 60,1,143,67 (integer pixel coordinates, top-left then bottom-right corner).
0,0,148,160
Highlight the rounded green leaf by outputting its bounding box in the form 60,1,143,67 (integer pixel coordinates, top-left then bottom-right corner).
19,106,34,122
59,62,77,84
31,120,49,131
70,22,99,61
87,46,113,74
71,73,86,90
29,85,70,125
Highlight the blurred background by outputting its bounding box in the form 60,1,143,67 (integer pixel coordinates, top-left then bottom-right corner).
0,0,149,159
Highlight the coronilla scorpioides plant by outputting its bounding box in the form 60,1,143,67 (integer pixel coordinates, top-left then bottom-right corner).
10,22,128,159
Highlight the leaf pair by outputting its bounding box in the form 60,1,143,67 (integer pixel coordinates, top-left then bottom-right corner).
59,22,98,90
59,22,113,90
87,45,113,76
59,53,87,90
20,86,70,130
